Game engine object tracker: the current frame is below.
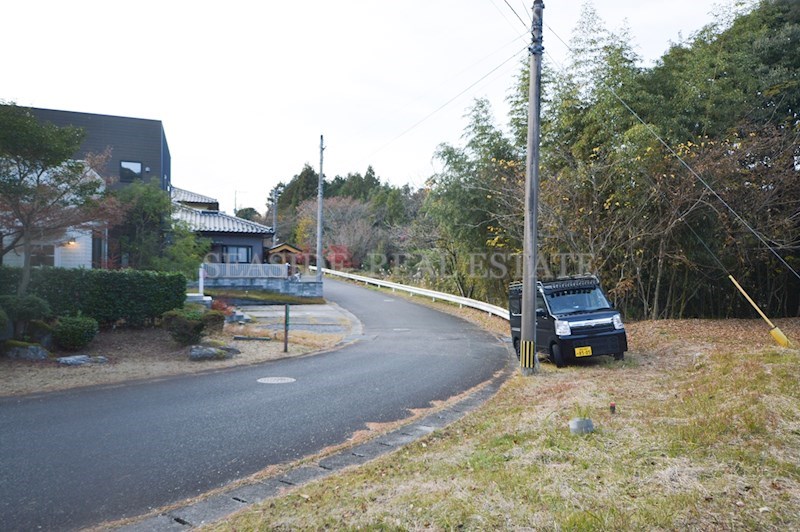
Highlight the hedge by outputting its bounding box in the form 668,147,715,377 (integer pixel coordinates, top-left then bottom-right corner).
0,266,186,326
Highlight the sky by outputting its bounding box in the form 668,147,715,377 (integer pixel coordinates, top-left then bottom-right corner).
2,0,731,215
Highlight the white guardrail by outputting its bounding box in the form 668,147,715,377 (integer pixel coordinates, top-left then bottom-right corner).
312,267,510,321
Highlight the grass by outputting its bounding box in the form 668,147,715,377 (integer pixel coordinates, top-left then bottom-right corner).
205,315,800,531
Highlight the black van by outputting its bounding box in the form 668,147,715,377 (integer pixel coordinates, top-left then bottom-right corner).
509,276,628,367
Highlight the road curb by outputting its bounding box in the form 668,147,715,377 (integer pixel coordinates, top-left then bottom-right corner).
116,353,515,531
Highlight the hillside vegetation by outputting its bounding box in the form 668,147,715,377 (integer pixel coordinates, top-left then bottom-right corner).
260,0,799,320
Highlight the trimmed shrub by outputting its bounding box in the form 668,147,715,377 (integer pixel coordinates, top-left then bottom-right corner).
0,306,8,334
0,294,52,339
0,266,186,327
28,320,55,349
54,315,99,351
162,308,205,346
201,310,226,335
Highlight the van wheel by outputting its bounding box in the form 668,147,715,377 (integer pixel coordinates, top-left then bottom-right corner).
551,344,566,368
614,352,624,361
513,338,520,359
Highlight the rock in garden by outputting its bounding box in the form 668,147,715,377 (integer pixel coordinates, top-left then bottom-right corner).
57,355,92,366
57,355,109,366
6,344,50,361
189,345,236,361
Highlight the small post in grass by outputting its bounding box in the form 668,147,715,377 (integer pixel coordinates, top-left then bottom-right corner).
283,304,289,353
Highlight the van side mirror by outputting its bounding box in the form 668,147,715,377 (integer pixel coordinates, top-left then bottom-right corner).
536,308,546,317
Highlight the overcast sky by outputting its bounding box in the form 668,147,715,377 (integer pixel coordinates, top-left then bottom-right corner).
3,0,730,214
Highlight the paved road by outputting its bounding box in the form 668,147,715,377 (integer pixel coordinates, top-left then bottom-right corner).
0,279,509,531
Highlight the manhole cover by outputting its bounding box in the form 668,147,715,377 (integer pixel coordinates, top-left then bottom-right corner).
257,377,296,384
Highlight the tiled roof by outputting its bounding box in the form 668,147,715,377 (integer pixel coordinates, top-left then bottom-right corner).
171,186,218,204
173,204,273,235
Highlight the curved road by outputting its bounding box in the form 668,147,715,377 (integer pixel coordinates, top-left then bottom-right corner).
0,279,509,530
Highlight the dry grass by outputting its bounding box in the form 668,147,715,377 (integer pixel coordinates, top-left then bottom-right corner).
207,316,800,531
0,322,343,397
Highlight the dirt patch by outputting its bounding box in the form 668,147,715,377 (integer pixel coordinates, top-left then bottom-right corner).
0,324,343,397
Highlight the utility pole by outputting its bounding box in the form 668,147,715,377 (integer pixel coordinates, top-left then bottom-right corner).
315,135,325,282
520,0,544,376
271,187,279,247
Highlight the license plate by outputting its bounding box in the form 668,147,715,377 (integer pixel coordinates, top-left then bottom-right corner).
575,346,592,357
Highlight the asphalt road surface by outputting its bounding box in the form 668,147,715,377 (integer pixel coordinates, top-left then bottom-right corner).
0,278,509,530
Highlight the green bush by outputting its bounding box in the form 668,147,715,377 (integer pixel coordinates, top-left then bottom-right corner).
162,308,205,346
201,310,226,335
53,315,99,351
28,319,55,348
0,266,186,327
0,306,8,335
0,294,52,339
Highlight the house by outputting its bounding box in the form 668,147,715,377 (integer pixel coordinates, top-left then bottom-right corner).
27,107,172,192
171,187,273,264
3,105,276,272
2,106,172,269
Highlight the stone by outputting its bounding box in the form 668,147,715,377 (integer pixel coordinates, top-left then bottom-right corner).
189,345,235,361
5,344,50,361
57,355,91,366
57,355,109,366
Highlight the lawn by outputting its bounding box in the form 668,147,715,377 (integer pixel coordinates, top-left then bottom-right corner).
207,313,800,530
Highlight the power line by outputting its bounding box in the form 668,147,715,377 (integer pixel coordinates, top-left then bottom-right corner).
502,0,529,30
367,46,527,160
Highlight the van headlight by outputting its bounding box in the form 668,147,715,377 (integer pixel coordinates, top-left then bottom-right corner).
613,314,624,330
555,320,572,337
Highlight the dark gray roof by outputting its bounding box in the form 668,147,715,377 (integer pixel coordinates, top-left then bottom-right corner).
173,204,273,235
171,186,217,204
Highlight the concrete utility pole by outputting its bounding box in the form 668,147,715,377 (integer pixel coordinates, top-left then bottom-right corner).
520,0,544,376
315,135,325,282
271,187,279,247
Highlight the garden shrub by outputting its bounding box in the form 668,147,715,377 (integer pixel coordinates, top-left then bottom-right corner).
0,306,8,334
201,310,226,335
0,294,52,339
0,266,186,327
28,320,55,349
54,315,99,351
162,308,205,346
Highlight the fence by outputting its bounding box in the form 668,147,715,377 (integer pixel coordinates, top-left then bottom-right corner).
312,267,510,320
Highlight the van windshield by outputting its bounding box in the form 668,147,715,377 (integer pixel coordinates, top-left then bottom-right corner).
545,287,611,316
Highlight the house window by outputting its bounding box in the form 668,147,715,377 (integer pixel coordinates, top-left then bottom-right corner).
120,161,143,182
30,244,55,267
222,245,252,263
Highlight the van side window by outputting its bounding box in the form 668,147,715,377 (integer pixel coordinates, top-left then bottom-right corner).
536,293,546,313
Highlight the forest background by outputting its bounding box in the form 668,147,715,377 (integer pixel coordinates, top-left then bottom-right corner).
243,0,799,320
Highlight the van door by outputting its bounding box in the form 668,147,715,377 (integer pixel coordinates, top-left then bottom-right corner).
535,290,554,352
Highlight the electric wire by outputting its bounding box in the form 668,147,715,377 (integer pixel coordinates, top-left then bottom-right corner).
502,0,529,30
366,46,527,160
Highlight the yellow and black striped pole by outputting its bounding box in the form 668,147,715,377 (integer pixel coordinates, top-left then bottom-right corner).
520,340,536,369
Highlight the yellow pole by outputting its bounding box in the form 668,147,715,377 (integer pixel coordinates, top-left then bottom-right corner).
728,275,793,348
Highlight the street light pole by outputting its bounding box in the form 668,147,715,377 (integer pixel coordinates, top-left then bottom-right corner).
520,0,544,376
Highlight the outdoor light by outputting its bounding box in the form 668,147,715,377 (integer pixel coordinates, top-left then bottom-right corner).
67,237,76,245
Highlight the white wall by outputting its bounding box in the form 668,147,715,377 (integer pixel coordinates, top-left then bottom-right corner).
2,229,93,269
